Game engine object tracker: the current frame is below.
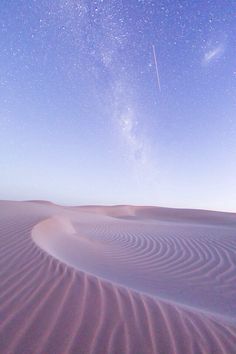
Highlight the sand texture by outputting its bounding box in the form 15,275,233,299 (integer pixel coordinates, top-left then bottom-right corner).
0,200,236,353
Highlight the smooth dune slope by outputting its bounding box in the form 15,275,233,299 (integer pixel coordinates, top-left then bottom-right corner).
0,201,236,354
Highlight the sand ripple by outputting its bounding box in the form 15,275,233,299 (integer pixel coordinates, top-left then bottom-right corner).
0,201,236,353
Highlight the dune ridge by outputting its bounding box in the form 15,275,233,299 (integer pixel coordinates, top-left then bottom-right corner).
0,201,236,353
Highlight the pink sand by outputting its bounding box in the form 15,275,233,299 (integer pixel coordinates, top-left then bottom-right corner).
0,200,236,353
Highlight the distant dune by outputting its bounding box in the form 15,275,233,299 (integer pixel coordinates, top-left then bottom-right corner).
0,200,236,353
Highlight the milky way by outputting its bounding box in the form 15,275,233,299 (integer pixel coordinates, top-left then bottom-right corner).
0,1,236,211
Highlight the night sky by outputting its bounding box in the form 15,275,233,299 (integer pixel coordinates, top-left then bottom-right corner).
0,1,236,211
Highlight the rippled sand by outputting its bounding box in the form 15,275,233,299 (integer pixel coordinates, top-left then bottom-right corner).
1,201,236,353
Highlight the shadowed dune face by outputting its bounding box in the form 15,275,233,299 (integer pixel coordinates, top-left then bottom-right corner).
33,207,236,321
1,201,236,354
76,205,236,225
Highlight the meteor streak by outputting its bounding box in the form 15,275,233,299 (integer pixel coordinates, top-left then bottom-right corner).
152,44,161,93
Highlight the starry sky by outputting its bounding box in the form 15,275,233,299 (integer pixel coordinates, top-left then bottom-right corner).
0,0,236,211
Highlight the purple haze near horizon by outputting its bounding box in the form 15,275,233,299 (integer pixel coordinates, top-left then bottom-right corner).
0,1,236,212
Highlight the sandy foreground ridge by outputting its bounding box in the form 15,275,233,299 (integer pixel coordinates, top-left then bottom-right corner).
0,200,236,354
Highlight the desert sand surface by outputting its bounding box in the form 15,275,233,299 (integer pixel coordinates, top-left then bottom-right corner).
0,200,236,353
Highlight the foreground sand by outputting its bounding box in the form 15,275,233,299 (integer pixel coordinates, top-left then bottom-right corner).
0,201,236,353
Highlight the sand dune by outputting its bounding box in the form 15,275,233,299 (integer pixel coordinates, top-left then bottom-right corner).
0,201,236,353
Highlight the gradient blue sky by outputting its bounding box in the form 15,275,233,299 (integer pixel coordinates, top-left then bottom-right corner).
0,0,236,211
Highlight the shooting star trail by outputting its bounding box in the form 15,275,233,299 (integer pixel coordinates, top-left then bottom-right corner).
152,44,161,93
